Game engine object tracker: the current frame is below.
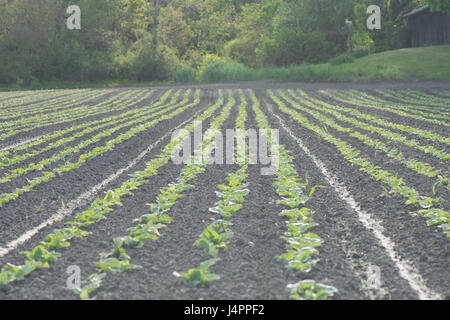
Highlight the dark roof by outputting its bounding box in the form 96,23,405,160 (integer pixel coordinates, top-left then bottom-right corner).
404,5,430,18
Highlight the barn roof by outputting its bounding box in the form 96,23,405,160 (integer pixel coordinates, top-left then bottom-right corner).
404,5,430,18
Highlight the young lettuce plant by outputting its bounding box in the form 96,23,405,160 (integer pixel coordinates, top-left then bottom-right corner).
74,90,234,299
270,90,450,238
287,280,338,300
0,90,230,290
177,90,250,288
253,89,337,300
178,258,221,288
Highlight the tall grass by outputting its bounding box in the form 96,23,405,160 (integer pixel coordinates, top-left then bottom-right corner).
199,61,337,83
172,67,197,83
193,46,450,83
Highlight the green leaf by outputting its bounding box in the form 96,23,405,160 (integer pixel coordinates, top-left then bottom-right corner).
286,280,338,300
123,236,144,248
94,258,142,274
199,258,220,270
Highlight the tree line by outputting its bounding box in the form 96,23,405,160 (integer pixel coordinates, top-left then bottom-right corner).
0,0,447,84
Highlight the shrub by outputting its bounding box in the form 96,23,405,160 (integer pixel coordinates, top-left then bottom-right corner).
200,61,252,83
224,37,259,67
130,42,181,81
260,30,335,67
172,67,197,83
328,54,356,66
182,49,205,70
351,50,369,59
197,54,224,80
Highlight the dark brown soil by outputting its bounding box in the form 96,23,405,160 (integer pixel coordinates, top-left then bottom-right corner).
0,82,448,300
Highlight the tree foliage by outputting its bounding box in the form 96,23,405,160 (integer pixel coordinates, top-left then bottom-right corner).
0,0,445,84
425,0,450,12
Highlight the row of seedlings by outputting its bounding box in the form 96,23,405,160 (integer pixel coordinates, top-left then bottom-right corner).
344,89,450,117
0,90,188,184
177,89,250,287
0,90,62,105
312,90,450,147
250,89,338,300
0,90,226,288
0,90,108,120
0,90,201,208
0,89,116,128
281,90,449,184
432,90,450,98
269,91,449,238
320,90,450,126
73,90,236,299
0,89,151,140
333,89,450,118
0,89,174,169
375,90,450,110
0,89,92,116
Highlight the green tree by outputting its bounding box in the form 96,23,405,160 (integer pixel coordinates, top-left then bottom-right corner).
159,5,192,56
425,0,450,11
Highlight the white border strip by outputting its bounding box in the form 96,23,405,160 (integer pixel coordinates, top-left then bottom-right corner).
272,110,441,300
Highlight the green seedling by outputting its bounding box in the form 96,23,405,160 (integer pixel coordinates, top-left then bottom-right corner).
0,264,34,285
195,225,234,257
20,246,61,269
94,258,142,275
41,228,89,250
178,258,220,287
99,237,130,260
287,280,338,300
75,273,107,300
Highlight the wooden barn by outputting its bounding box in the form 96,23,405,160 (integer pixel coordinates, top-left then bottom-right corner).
403,5,450,48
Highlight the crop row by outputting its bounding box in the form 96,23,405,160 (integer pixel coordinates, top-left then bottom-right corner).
432,90,450,98
303,91,450,164
0,90,191,186
0,90,199,208
249,89,337,300
342,89,449,115
0,91,46,103
0,89,168,169
281,90,449,182
0,90,127,132
178,89,249,288
0,89,226,290
0,90,177,170
76,89,337,300
0,90,108,120
325,90,450,123
0,90,84,111
0,90,173,164
316,90,450,147
0,90,110,121
0,90,152,141
269,90,449,238
0,90,141,138
74,90,235,298
400,89,450,103
366,90,450,118
370,90,450,116
376,90,450,109
297,90,450,160
0,89,146,134
344,89,449,115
